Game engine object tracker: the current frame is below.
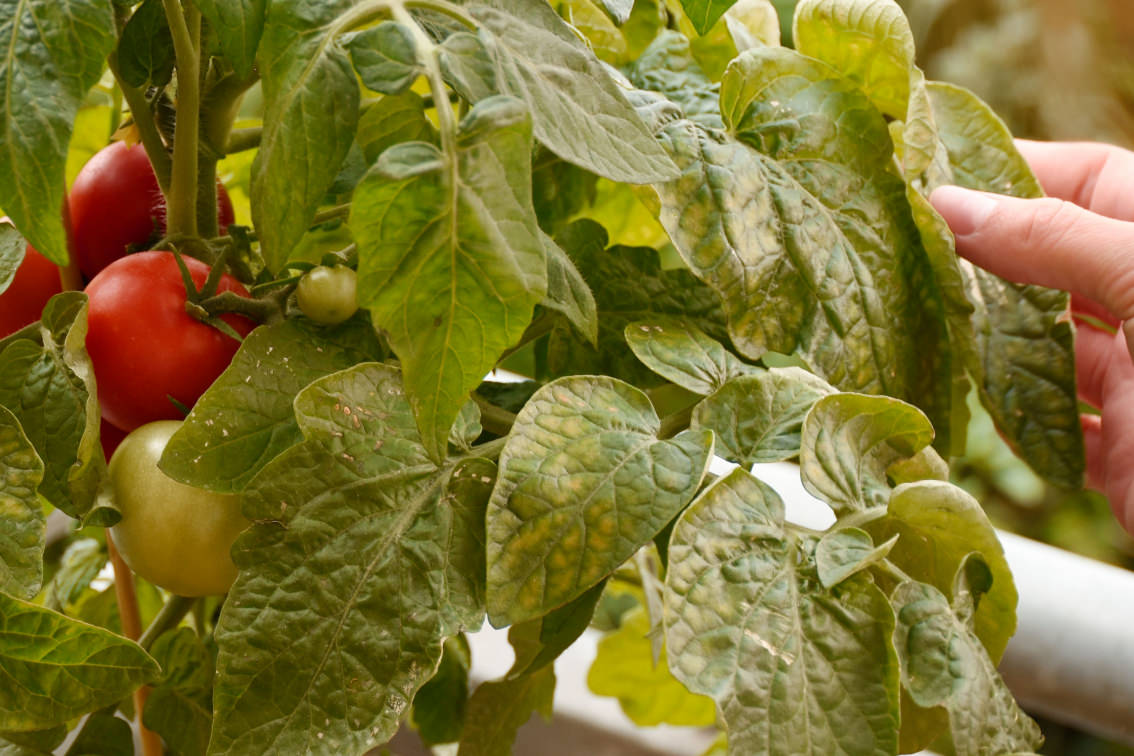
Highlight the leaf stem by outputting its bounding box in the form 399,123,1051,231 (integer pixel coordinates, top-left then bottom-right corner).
312,203,353,226
395,4,459,180
107,534,162,756
472,393,517,437
139,594,198,651
163,0,202,237
224,127,262,155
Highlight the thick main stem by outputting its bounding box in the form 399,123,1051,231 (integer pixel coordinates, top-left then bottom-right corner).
107,535,163,756
163,0,202,237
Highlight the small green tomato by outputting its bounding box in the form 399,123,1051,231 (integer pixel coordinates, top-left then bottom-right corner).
109,420,250,596
296,265,358,325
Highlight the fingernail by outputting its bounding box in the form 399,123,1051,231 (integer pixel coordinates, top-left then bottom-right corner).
928,185,999,237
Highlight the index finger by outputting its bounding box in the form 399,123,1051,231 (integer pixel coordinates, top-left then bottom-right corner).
1015,140,1134,221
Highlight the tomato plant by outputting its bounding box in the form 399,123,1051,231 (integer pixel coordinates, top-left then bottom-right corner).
296,265,358,325
0,245,61,338
85,250,254,431
70,140,235,280
0,0,1089,754
108,420,249,597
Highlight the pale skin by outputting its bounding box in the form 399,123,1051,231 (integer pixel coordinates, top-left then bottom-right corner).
930,140,1134,536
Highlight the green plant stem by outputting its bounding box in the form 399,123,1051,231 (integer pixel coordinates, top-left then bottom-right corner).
312,203,352,225
395,4,459,180
196,289,290,325
472,393,517,437
657,403,694,439
225,127,262,155
139,595,198,651
163,0,202,237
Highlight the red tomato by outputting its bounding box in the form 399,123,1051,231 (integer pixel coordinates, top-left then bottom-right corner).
0,245,63,338
70,142,236,280
85,251,254,431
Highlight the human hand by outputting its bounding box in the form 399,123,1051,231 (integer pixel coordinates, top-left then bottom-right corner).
930,140,1134,534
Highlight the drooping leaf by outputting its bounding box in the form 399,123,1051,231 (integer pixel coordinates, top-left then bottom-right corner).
143,628,213,756
42,539,105,612
678,0,737,35
0,594,158,732
117,0,175,88
0,0,116,265
252,0,360,270
210,363,494,754
0,293,106,523
664,469,900,754
792,0,916,118
587,608,716,727
891,581,1042,755
441,0,679,183
692,367,835,465
346,22,422,96
0,406,45,600
196,0,266,77
160,317,383,493
625,317,756,395
508,580,606,678
814,527,897,588
65,713,133,756
652,48,951,441
928,81,1083,489
351,96,546,462
541,233,598,345
0,226,23,296
868,480,1017,662
411,635,470,746
456,665,555,756
800,393,935,514
486,376,713,626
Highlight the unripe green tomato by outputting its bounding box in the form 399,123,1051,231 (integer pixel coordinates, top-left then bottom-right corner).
296,265,358,325
109,420,250,597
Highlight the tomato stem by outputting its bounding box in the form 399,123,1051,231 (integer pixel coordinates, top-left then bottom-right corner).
163,0,202,238
224,127,261,155
107,534,164,756
471,393,517,437
139,595,198,651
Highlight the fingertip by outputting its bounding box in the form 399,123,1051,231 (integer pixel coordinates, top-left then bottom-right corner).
928,185,1000,238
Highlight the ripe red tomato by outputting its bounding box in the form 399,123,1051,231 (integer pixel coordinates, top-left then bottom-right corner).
70,142,236,280
0,245,63,338
85,250,254,431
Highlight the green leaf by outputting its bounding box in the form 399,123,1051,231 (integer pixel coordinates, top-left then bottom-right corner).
0,0,115,265
486,376,713,626
0,406,45,600
357,92,436,164
508,579,606,677
625,31,721,125
800,393,935,514
446,0,679,183
541,232,598,345
587,607,716,727
0,226,25,296
197,0,265,77
43,539,105,612
891,581,1042,756
927,81,1083,488
867,480,1017,663
65,713,133,756
351,96,546,462
0,293,105,523
0,594,158,732
558,0,628,64
625,317,757,395
664,469,900,754
210,363,494,754
723,0,781,52
456,665,555,756
251,0,360,270
814,527,897,588
792,0,916,118
117,0,175,88
143,628,212,756
531,154,598,235
654,48,951,440
679,0,738,35
548,233,730,387
0,725,65,755
692,367,835,465
159,317,382,493
346,22,422,96
411,635,470,746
